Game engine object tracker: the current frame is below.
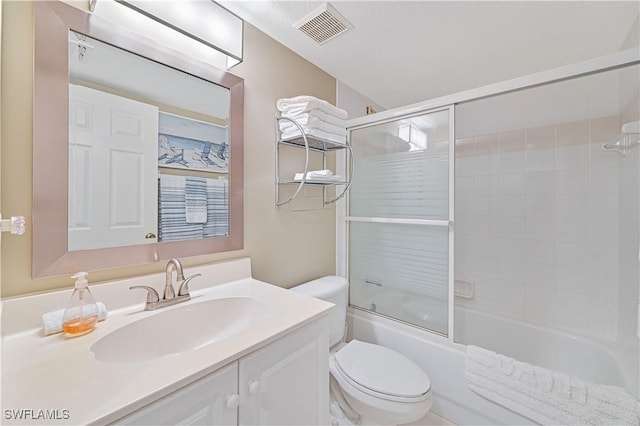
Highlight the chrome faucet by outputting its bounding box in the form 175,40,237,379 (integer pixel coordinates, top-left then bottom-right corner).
130,258,202,311
164,258,184,299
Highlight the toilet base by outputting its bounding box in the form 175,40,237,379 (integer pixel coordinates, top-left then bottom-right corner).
329,373,432,426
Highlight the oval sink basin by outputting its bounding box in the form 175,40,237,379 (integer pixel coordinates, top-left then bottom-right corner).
91,297,269,363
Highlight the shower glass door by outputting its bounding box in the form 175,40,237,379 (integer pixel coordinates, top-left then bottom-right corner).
453,63,640,396
347,107,453,336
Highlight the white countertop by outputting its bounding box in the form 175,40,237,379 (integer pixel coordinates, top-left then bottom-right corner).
0,258,333,425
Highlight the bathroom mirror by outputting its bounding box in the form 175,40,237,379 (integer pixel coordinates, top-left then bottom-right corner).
33,1,244,278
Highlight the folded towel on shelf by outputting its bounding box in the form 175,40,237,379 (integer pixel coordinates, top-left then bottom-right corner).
465,345,640,425
294,170,343,182
42,302,108,336
280,109,347,127
185,176,207,224
279,115,347,137
276,95,348,120
281,127,347,145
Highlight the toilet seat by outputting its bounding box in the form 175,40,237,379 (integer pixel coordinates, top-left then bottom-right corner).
332,340,431,403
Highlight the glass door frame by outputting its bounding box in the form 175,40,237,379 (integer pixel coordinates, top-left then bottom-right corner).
341,105,455,337
336,47,640,346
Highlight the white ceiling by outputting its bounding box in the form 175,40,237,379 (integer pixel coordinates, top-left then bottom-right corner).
220,1,640,110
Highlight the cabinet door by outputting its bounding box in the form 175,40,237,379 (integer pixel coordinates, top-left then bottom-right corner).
116,362,239,425
238,319,329,426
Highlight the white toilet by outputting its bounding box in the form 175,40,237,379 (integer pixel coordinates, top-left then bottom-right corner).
291,276,432,426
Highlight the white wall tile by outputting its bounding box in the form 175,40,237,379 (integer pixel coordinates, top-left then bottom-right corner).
498,173,525,195
454,213,475,236
456,156,475,177
455,176,474,198
498,280,526,304
498,217,526,239
473,255,499,280
499,259,525,283
556,242,587,267
556,145,589,171
526,171,557,194
453,113,632,343
499,238,526,260
499,151,525,174
526,217,557,241
555,217,588,244
498,195,525,217
556,194,588,218
526,239,556,264
526,149,556,172
474,153,499,175
474,235,499,255
555,169,588,195
525,261,557,287
473,195,497,216
526,193,557,218
474,215,499,237
474,174,499,196
474,277,499,300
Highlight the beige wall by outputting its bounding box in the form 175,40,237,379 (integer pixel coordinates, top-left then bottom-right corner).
0,1,337,297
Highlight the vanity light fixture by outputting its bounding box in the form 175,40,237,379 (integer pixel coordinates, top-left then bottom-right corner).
90,0,243,69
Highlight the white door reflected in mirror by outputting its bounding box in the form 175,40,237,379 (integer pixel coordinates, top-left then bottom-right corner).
69,84,159,251
68,30,231,251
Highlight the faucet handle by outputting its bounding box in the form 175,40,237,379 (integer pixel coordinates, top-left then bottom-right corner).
178,273,202,297
129,285,160,303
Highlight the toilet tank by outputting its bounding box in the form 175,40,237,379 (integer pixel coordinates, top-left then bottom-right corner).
290,275,348,346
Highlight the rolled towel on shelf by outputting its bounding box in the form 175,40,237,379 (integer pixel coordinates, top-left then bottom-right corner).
276,95,348,120
41,302,108,336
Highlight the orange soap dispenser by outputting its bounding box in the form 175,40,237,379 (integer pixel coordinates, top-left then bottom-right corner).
62,272,99,336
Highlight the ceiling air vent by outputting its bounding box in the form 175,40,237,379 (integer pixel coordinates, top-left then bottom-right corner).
294,3,352,45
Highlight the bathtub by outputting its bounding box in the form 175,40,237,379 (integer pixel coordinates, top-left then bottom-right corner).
348,293,638,425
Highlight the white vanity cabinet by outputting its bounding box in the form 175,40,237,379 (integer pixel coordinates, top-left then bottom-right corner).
116,363,239,425
238,319,329,425
114,319,328,426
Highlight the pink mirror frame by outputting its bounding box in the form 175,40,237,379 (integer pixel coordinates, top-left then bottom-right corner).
33,1,244,278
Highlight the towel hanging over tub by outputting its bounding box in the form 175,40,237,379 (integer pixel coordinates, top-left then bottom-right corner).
465,345,640,425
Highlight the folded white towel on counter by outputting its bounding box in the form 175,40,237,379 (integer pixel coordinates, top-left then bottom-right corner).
280,109,347,128
281,127,347,145
277,95,348,120
279,115,347,137
294,170,343,182
465,345,640,425
42,302,108,336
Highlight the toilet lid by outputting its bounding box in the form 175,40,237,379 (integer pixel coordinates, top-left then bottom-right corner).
334,340,431,399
